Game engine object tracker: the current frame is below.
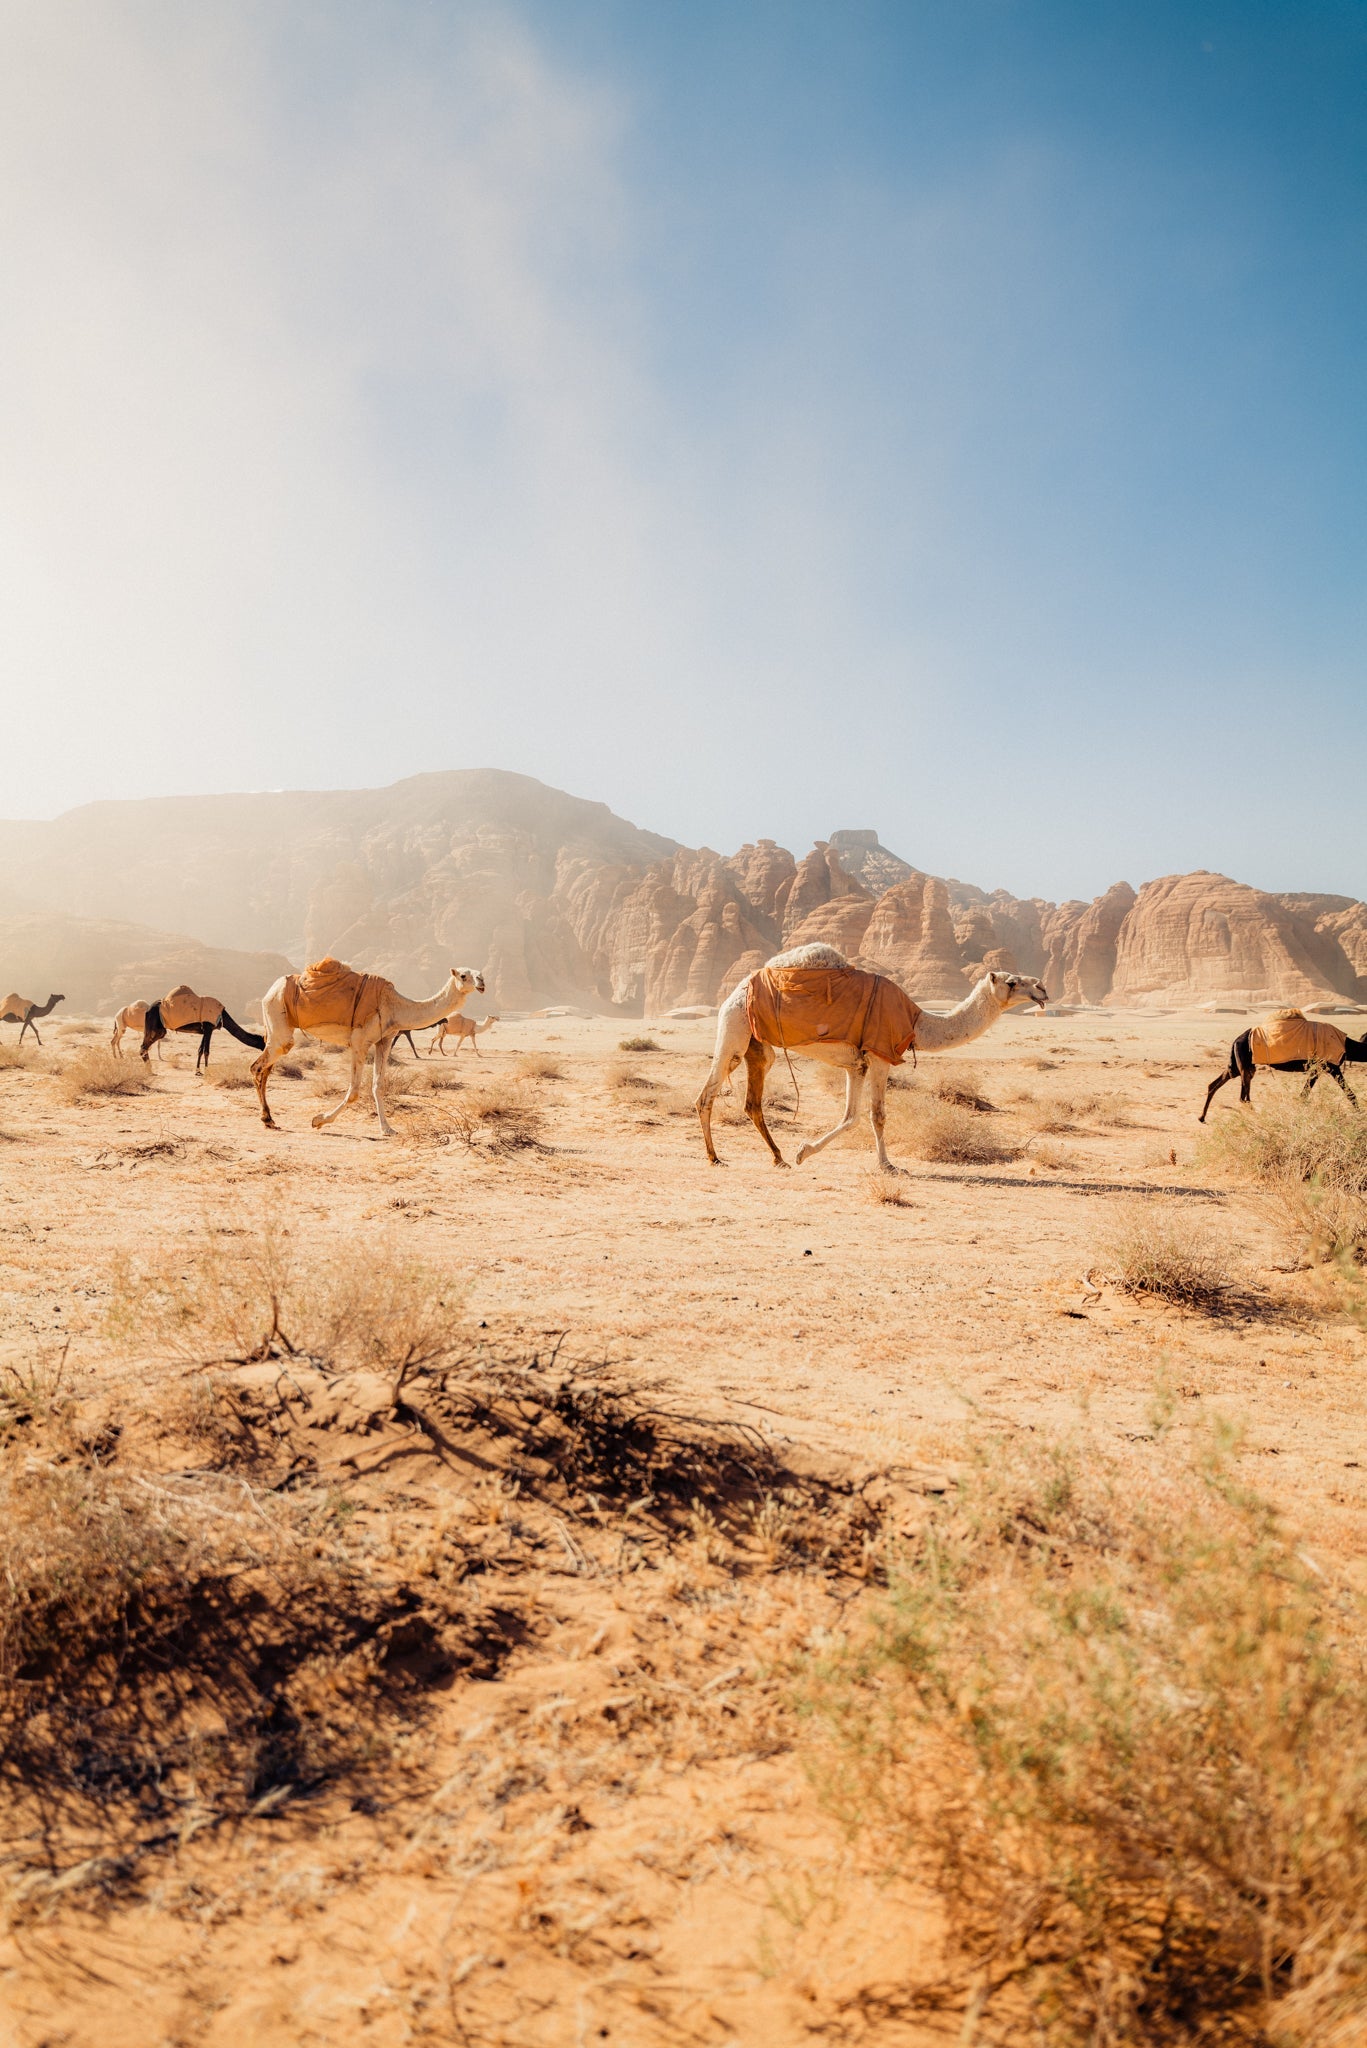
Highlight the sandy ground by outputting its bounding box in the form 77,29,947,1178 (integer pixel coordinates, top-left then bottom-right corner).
0,1004,1365,2044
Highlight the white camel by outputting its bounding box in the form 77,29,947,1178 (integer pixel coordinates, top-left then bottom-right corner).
252,957,484,1137
111,1001,162,1058
695,943,1048,1171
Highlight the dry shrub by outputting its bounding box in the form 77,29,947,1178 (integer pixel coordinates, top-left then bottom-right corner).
861,1168,916,1207
0,1464,442,1877
56,1019,100,1037
0,1044,33,1073
458,1079,545,1151
107,1226,463,1376
58,1048,153,1100
608,1060,655,1091
1100,1197,1230,1308
618,1035,660,1053
805,1427,1367,2044
1030,1139,1081,1172
1201,1094,1367,1265
909,1101,1019,1165
931,1063,994,1112
515,1052,563,1082
208,1060,256,1091
1029,1089,1128,1133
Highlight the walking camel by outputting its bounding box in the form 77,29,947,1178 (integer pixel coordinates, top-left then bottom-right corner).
139,986,265,1072
695,944,1048,1171
111,1001,163,1058
252,957,485,1136
430,1013,499,1056
1199,1008,1367,1122
0,993,64,1046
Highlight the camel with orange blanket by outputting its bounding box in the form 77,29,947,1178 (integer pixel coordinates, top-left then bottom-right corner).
695,944,1048,1171
252,957,484,1136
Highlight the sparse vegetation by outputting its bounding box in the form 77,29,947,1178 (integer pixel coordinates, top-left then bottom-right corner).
515,1051,563,1081
58,1048,153,1100
1201,1093,1367,1266
1100,1196,1231,1308
931,1063,995,1112
608,1060,654,1091
107,1227,463,1377
907,1100,1020,1165
618,1036,660,1053
804,1426,1367,2045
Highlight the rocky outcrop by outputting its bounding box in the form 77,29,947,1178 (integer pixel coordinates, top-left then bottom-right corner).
3,772,1364,1017
857,875,967,1002
1108,873,1340,1009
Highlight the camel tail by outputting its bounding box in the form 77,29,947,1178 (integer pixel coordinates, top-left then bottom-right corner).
220,1009,266,1050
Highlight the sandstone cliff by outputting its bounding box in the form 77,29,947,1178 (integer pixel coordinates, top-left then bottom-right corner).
2,773,1362,1018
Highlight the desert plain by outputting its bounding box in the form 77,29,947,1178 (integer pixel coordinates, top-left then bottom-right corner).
0,1001,1364,2046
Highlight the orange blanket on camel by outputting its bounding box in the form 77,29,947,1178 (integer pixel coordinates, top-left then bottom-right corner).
160,986,224,1030
1248,1009,1347,1067
745,964,922,1067
283,957,386,1032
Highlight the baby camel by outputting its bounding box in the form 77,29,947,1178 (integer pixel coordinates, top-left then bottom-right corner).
0,993,64,1046
696,943,1048,1171
111,1001,162,1058
252,957,484,1136
430,1013,499,1056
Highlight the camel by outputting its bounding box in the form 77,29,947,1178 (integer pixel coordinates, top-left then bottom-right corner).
252,957,485,1136
695,944,1048,1171
430,1013,499,1056
0,993,64,1046
1199,1009,1367,1121
111,1001,164,1058
140,986,265,1072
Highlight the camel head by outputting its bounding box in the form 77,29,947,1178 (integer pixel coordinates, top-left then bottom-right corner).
987,971,1048,1013
450,967,486,997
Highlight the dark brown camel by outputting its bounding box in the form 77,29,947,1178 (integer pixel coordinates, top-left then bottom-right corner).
140,987,265,1073
1199,1026,1367,1120
0,993,64,1046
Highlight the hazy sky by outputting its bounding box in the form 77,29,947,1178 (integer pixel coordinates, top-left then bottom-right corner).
3,1,1365,902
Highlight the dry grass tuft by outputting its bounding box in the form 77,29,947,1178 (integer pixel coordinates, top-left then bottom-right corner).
58,1048,154,1100
861,1168,917,1207
515,1052,563,1082
56,1019,100,1037
805,1426,1367,2045
1201,1093,1367,1266
618,1036,660,1053
107,1226,463,1377
0,1044,34,1072
208,1061,256,1090
931,1063,995,1112
608,1061,654,1091
909,1101,1020,1165
1099,1197,1231,1308
1030,1138,1082,1171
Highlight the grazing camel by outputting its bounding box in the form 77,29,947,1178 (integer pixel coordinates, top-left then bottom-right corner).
140,986,265,1072
1199,1008,1367,1121
252,957,485,1136
111,1001,163,1058
695,944,1048,1171
430,1013,499,1056
0,993,64,1046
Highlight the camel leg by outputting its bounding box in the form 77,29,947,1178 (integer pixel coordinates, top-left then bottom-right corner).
867,1058,897,1170
372,1035,396,1137
695,1001,753,1165
111,1023,122,1057
796,1062,867,1166
19,1016,38,1047
252,1000,296,1129
1199,1069,1235,1122
311,1042,367,1130
743,1040,787,1167
1327,1063,1358,1108
139,1020,166,1064
196,1023,214,1074
1300,1061,1322,1100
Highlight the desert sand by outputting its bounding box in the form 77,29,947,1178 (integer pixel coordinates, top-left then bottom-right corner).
0,1005,1364,2044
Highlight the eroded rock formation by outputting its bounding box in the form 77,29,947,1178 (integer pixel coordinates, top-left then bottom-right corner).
2,772,1362,1017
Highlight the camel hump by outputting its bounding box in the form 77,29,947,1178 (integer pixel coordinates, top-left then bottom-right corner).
161,985,224,1030
0,994,31,1016
290,957,385,1030
1250,1009,1346,1066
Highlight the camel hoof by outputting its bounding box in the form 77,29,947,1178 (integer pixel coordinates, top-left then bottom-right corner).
795,1145,811,1165
310,1113,327,1130
772,1157,790,1169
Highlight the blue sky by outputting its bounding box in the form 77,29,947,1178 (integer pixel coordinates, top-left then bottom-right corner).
2,1,1364,902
